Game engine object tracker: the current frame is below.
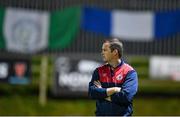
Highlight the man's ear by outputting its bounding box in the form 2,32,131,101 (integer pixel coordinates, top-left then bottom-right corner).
113,49,118,56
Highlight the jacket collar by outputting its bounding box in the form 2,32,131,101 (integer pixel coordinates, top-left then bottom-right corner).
107,59,124,69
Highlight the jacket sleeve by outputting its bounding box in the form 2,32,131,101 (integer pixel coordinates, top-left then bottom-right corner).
110,70,138,105
88,68,108,99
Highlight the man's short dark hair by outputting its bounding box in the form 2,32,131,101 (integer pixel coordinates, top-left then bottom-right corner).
105,38,123,58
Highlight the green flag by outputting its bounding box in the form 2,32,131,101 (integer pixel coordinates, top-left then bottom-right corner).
0,7,5,48
49,6,81,50
0,6,81,53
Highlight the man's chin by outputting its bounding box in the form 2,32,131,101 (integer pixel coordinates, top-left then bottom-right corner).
103,59,107,62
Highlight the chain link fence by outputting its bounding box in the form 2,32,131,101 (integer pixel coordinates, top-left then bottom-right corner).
0,0,179,56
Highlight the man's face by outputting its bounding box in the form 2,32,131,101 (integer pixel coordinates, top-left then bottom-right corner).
101,42,113,62
14,63,26,77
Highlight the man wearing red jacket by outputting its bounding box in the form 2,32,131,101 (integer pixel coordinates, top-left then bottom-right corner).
88,38,138,116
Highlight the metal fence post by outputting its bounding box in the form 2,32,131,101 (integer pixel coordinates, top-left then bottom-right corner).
39,56,48,106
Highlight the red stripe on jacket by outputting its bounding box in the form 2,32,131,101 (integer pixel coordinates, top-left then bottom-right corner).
98,63,134,84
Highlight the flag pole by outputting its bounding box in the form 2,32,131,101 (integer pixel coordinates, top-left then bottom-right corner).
39,56,48,106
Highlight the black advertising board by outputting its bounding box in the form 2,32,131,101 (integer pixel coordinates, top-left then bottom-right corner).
0,58,11,83
52,56,102,98
0,57,31,85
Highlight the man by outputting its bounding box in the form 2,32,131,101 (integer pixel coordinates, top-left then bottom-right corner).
9,62,29,85
88,38,138,116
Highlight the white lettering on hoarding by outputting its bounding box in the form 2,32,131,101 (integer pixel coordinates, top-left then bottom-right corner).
58,72,91,91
